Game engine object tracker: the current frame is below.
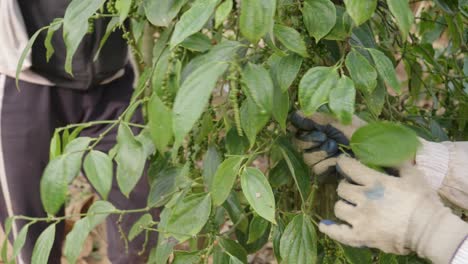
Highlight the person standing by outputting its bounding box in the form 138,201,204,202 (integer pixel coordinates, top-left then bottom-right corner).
0,0,156,263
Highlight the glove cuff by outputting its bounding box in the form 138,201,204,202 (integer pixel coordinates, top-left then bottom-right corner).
415,139,449,191
409,196,468,264
452,237,468,264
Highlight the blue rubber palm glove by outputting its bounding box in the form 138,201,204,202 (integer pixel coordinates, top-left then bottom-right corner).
290,111,366,175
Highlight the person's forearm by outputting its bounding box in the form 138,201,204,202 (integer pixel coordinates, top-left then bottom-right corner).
416,140,468,210
452,237,468,264
411,206,468,264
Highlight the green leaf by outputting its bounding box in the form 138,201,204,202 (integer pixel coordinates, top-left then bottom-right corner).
164,62,182,107
396,255,429,264
115,0,132,22
247,215,269,243
180,33,212,52
406,60,423,100
239,0,276,43
68,125,88,144
152,49,171,97
277,138,311,203
344,0,377,26
459,102,468,132
63,220,90,264
242,63,275,114
173,251,201,264
147,167,188,207
445,13,463,52
15,26,48,88
44,19,63,62
40,156,71,215
63,0,106,74
387,0,414,39
379,252,398,264
202,145,222,188
128,214,153,241
63,137,92,182
341,245,373,264
213,244,231,263
223,192,249,234
329,76,356,125
170,0,220,48
148,237,177,264
11,223,32,262
148,95,173,153
302,0,336,42
214,207,227,227
324,6,353,41
279,214,317,264
298,66,339,115
86,201,115,227
350,122,420,166
273,86,290,131
268,53,303,92
83,150,113,200
152,25,173,68
49,130,62,160
272,219,285,262
240,98,270,146
269,160,291,187
165,193,212,242
267,54,296,130
173,62,229,145
64,201,114,264
215,0,233,28
148,152,171,185
115,124,146,197
1,218,12,262
182,40,242,80
148,208,177,263
346,49,378,93
264,33,288,56
94,17,120,61
219,237,248,264
62,129,70,148
273,24,308,57
369,48,401,95
350,22,377,49
433,0,459,14
459,0,468,16
211,156,245,206
31,224,56,264
240,168,276,224
195,112,215,144
136,128,156,157
364,79,386,117
144,0,188,27
131,18,145,42
225,128,249,155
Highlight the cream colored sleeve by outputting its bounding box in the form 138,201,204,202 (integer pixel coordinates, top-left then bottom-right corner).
416,139,468,211
0,0,53,85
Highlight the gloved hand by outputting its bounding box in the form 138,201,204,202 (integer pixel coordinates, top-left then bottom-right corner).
289,111,367,175
319,155,468,264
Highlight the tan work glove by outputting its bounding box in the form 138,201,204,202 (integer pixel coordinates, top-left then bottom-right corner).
290,111,366,175
319,156,468,264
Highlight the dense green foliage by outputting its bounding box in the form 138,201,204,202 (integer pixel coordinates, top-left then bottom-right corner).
3,0,467,263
